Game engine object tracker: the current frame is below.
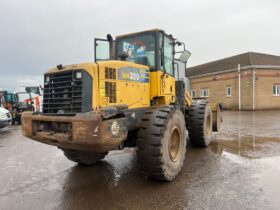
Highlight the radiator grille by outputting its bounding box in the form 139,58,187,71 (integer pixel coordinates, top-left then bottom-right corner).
43,71,83,114
105,82,116,103
105,67,116,79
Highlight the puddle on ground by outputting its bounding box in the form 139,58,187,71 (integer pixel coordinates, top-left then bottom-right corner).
210,134,280,159
253,156,280,209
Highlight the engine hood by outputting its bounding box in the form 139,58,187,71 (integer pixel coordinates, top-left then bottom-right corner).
0,107,9,114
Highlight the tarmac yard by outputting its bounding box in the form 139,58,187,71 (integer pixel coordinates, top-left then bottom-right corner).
0,111,280,210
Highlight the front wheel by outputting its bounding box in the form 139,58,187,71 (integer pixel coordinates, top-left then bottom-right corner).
137,106,186,181
61,149,108,165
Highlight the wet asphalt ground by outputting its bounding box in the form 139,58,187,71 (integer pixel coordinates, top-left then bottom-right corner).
0,111,280,210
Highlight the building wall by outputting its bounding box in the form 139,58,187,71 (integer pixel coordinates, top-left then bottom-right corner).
189,68,280,110
255,69,280,110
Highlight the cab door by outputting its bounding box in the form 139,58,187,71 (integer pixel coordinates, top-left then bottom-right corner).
160,34,175,96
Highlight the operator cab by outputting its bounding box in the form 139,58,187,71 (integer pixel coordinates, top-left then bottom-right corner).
4,92,17,104
94,29,191,80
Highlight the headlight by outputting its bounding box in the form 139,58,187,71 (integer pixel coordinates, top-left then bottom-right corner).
0,113,7,120
75,72,82,79
45,76,50,83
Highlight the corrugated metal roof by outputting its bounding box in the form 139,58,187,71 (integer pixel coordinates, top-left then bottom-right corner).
186,52,280,77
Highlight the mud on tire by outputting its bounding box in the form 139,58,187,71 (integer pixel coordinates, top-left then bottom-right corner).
187,100,212,147
137,106,186,181
61,149,108,165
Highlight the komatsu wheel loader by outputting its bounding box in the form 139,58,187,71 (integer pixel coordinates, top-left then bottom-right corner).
22,29,222,181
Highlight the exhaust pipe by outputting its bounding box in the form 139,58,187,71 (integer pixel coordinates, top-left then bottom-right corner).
107,34,115,60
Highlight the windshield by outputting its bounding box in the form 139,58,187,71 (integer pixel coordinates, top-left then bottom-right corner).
25,86,40,95
116,33,156,69
5,94,17,103
17,93,31,103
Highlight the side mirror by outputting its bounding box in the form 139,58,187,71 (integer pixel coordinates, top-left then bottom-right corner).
179,50,191,63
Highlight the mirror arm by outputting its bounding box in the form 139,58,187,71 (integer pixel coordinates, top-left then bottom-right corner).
182,42,186,51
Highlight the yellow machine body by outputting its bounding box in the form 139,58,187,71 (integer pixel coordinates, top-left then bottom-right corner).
46,60,176,110
21,29,222,180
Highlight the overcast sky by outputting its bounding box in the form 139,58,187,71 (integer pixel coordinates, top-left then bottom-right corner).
0,0,279,89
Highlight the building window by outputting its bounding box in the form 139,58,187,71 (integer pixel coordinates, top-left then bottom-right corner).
200,88,209,97
191,90,196,98
273,84,280,96
227,86,232,97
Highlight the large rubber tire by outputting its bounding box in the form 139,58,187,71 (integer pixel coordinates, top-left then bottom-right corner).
61,149,108,166
187,100,212,147
137,106,186,181
212,103,222,132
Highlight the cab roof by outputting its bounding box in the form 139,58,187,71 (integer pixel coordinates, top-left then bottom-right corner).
116,28,163,39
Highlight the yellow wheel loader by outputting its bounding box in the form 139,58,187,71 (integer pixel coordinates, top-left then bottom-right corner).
22,29,221,181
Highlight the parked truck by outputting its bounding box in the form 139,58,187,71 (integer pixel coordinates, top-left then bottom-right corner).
0,95,12,128
0,90,34,124
16,79,43,112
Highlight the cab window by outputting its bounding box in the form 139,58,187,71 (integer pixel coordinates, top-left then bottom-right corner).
159,33,174,75
163,36,174,75
116,33,156,69
25,87,40,95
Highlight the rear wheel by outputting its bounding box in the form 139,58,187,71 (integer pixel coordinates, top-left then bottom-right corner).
61,149,108,165
187,100,212,147
212,103,222,132
137,106,186,181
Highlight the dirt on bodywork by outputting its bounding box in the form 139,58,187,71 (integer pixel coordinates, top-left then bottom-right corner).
21,111,128,152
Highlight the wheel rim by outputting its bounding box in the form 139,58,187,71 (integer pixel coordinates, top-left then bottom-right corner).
206,114,211,137
169,127,181,162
